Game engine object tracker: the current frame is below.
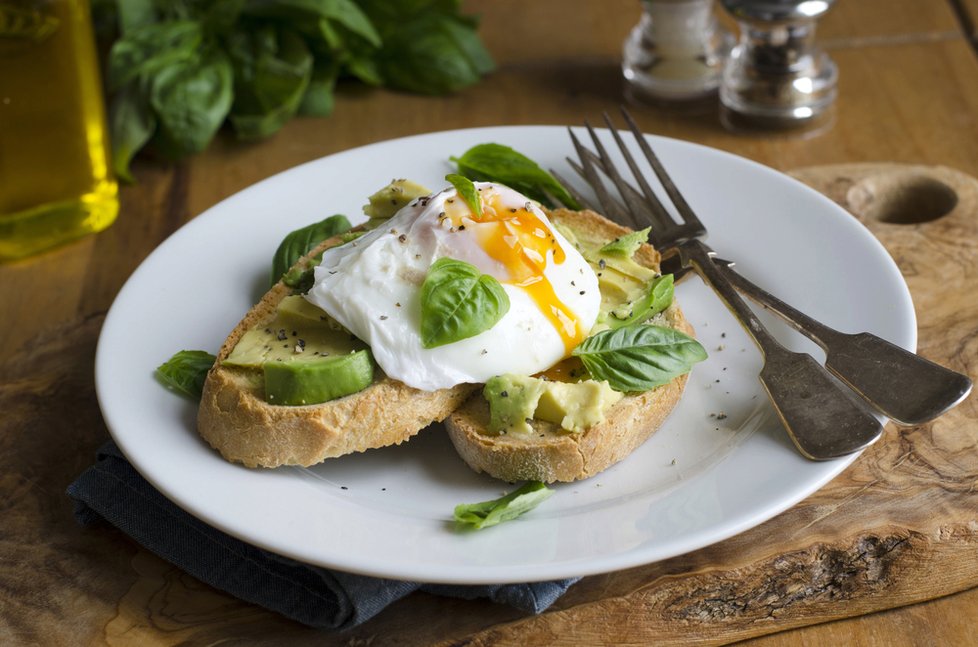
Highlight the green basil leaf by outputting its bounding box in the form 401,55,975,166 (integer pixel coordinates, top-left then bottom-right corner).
107,21,202,90
572,323,707,393
438,11,494,76
454,481,554,530
319,0,382,47
343,52,383,86
156,350,216,400
150,48,234,158
361,6,493,94
115,0,157,35
451,143,580,210
245,0,381,47
299,59,341,116
108,82,156,183
199,0,247,34
445,173,482,217
229,28,313,140
600,227,651,257
420,258,510,349
270,214,352,287
607,274,674,329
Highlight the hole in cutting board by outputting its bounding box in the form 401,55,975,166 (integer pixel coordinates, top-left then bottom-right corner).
846,171,958,224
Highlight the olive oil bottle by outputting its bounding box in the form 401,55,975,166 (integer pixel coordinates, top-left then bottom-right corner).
0,0,119,260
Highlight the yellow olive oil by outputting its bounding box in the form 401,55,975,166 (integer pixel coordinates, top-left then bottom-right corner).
0,0,119,260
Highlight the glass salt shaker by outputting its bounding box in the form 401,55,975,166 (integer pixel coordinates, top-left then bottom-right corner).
719,0,837,131
622,0,733,105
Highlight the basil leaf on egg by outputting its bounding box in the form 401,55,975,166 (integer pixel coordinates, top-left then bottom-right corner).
454,481,554,530
445,173,482,217
599,227,651,257
420,258,510,349
450,143,581,210
156,350,216,400
572,324,707,393
270,214,352,287
607,274,674,329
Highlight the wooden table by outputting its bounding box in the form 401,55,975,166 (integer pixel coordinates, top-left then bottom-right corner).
3,0,977,644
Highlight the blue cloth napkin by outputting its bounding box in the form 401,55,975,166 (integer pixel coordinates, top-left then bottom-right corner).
67,441,578,630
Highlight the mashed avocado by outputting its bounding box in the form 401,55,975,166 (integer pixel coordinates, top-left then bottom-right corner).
552,220,672,330
484,374,623,435
362,179,432,220
484,375,546,435
535,379,623,432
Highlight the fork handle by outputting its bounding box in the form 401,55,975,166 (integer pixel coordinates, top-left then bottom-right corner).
681,239,884,460
713,260,973,425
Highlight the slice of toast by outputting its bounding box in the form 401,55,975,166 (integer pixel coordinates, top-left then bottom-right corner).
444,208,695,483
197,232,477,468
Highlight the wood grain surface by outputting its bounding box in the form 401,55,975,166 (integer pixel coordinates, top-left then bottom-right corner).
2,1,978,645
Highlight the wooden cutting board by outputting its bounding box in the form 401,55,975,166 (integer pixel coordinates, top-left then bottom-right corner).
2,164,975,645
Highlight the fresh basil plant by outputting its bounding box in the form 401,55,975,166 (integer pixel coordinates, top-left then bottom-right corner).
94,0,494,180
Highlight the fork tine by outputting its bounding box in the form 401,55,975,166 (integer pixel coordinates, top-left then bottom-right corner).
567,128,636,227
599,112,677,234
619,107,704,233
548,168,596,211
565,156,636,229
580,120,656,232
568,153,666,247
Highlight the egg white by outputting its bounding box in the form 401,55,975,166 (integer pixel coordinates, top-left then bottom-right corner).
305,183,600,391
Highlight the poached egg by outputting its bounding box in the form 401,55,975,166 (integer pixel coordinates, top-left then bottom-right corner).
305,182,600,391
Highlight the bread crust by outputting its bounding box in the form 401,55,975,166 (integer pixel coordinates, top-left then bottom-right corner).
443,208,696,483
197,233,476,468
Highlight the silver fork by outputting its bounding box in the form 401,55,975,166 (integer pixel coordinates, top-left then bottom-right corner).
561,110,970,459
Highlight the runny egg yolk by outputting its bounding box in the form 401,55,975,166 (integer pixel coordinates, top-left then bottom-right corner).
442,190,587,355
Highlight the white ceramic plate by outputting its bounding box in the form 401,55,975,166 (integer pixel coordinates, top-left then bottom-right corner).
96,126,916,584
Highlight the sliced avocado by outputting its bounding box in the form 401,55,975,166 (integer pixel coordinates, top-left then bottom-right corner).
535,380,623,433
484,375,546,435
224,299,363,368
277,295,348,332
363,179,432,219
264,350,374,406
223,296,373,405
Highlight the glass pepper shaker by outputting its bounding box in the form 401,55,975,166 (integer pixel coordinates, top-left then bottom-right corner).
622,0,733,105
719,0,837,131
